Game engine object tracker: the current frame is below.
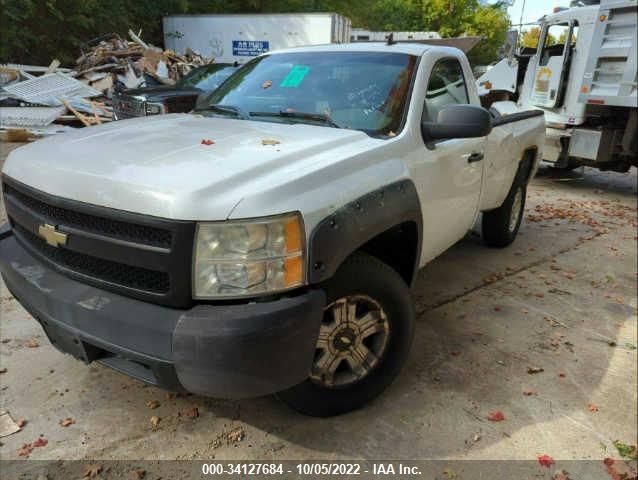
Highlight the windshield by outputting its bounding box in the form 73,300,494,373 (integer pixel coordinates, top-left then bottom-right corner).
197,52,417,136
178,64,237,91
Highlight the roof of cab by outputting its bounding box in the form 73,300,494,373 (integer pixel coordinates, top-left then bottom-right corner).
267,42,439,56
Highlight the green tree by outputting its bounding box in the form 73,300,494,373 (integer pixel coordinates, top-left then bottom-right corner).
520,27,541,49
0,0,510,67
421,0,509,65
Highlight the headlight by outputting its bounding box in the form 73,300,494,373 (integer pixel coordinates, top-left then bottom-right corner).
145,102,165,115
193,213,305,298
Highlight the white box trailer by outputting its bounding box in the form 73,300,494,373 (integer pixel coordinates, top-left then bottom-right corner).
163,13,351,64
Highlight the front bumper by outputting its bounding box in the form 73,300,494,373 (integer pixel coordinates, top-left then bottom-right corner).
0,226,325,398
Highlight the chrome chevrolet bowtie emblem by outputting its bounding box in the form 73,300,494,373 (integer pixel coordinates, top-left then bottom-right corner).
38,224,67,248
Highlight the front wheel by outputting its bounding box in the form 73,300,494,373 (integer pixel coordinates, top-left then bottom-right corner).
276,252,415,416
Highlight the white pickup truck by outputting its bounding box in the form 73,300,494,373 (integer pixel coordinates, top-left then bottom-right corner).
0,43,544,416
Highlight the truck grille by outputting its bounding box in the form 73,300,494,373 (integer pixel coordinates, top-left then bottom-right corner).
2,177,196,307
113,94,146,119
13,224,170,293
4,184,171,248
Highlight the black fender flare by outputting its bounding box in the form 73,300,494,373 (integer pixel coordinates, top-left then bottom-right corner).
307,179,422,286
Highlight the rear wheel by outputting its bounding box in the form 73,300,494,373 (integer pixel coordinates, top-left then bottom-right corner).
277,252,415,416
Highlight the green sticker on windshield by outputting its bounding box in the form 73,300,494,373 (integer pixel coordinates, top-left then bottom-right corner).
280,65,310,88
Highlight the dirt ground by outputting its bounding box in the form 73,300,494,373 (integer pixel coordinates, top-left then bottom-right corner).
0,140,636,470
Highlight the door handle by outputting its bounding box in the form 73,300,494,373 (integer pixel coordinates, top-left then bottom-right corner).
468,152,484,163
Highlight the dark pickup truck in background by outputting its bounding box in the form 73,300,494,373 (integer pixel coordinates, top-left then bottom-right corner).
113,62,238,119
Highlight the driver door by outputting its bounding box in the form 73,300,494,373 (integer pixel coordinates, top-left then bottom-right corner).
414,56,485,264
531,21,577,108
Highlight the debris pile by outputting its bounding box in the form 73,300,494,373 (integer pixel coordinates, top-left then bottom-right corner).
76,30,209,91
1,30,212,139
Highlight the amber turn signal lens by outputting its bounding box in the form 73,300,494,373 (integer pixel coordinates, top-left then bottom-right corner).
284,256,303,287
284,218,303,254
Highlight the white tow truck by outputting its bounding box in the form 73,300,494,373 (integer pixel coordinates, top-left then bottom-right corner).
479,0,637,172
0,42,544,416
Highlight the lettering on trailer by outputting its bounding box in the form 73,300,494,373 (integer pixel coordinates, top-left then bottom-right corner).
232,40,269,56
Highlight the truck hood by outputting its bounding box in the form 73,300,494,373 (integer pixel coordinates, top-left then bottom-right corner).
3,114,374,220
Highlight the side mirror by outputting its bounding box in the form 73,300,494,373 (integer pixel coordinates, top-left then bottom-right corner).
421,104,492,143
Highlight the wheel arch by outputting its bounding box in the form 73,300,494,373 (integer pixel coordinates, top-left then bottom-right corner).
521,146,539,183
307,180,422,287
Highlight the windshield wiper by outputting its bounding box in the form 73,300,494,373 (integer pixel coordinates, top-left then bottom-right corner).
197,104,250,119
250,110,341,128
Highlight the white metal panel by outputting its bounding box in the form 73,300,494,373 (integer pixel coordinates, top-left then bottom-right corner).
0,106,66,127
163,13,346,63
2,73,101,105
578,0,637,107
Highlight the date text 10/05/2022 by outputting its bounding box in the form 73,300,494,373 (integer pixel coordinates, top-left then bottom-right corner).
201,463,423,476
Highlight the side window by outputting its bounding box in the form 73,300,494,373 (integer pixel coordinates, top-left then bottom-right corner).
423,58,469,122
539,22,570,66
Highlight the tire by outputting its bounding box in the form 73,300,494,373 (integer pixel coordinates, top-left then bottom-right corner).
482,166,527,247
276,251,415,416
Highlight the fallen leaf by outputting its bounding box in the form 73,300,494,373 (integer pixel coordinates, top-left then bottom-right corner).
83,464,102,478
60,417,75,427
24,339,39,348
261,139,280,146
130,469,146,480
558,372,567,378
165,392,176,400
553,469,572,480
182,406,199,418
604,457,637,480
226,426,245,445
538,454,555,467
527,367,544,374
261,80,272,89
487,410,505,422
32,437,47,447
146,400,160,409
201,139,214,145
149,416,161,427
587,403,599,412
613,440,638,460
523,390,535,396
18,443,33,457
451,351,460,357
442,467,457,479
16,418,26,428
494,306,501,312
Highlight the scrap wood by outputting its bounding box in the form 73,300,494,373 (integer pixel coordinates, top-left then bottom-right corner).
44,59,61,75
62,99,92,127
0,128,33,142
0,63,72,74
0,411,22,437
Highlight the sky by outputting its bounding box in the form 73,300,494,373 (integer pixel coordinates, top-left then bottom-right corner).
506,0,572,25
490,0,572,28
